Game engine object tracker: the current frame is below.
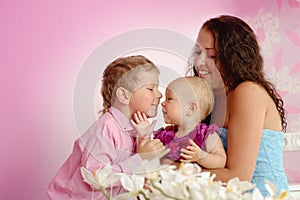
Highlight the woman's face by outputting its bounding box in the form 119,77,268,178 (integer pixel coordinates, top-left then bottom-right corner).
194,28,224,91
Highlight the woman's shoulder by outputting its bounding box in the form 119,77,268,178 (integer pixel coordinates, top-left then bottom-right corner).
231,81,268,101
234,81,264,92
228,81,268,116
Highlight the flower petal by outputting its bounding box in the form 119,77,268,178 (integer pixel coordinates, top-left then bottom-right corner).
264,179,277,197
120,174,134,192
132,174,145,190
103,173,122,187
80,167,100,189
96,164,112,183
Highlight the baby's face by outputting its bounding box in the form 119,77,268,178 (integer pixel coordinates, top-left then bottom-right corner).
161,79,197,125
128,71,162,118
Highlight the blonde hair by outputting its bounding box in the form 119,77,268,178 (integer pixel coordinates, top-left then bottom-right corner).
185,76,214,120
100,55,159,114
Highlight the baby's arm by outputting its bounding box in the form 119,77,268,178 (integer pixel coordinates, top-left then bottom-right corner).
180,132,226,169
131,111,169,160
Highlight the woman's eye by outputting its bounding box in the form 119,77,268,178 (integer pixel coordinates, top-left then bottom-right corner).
208,54,216,59
194,51,202,55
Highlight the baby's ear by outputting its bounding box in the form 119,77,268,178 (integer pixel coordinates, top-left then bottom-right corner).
115,87,131,104
187,102,198,116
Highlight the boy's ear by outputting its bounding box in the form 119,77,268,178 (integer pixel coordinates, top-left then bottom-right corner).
115,87,131,104
186,102,198,116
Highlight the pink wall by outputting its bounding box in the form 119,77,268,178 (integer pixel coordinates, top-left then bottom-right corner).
1,0,300,199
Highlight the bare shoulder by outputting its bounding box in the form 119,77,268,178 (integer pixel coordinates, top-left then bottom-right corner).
229,81,268,117
233,81,265,94
231,81,267,102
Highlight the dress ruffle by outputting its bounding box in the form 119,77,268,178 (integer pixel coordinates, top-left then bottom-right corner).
154,123,219,161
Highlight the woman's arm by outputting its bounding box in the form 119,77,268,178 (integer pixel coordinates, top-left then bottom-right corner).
202,81,267,182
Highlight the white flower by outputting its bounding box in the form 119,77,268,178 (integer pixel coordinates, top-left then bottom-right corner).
115,174,146,200
80,167,101,189
265,179,277,198
136,158,165,180
179,162,202,176
80,164,121,189
226,177,255,194
121,174,145,194
264,179,290,200
81,159,292,200
251,188,265,200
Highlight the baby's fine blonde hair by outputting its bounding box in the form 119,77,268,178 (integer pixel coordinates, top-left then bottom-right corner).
100,55,159,115
185,76,214,120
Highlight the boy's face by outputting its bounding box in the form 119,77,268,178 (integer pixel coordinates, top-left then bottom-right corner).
128,71,162,118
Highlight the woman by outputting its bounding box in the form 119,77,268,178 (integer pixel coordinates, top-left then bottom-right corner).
190,15,289,196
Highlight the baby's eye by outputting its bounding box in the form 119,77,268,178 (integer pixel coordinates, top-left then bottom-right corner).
167,97,173,101
147,88,154,91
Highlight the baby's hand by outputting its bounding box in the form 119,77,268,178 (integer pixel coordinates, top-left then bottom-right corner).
131,111,157,138
137,138,170,160
180,139,207,163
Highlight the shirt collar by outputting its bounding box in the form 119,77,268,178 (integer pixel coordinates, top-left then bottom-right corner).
109,106,134,132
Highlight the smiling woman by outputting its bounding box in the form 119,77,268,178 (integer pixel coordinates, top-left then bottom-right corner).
190,15,289,197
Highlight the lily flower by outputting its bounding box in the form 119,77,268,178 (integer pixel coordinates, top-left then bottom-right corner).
80,164,122,200
264,180,290,200
114,174,147,200
80,164,121,189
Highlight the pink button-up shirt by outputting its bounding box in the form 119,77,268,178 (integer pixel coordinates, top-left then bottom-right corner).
47,106,142,200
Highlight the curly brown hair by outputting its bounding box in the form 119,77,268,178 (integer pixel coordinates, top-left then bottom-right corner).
200,15,287,132
100,55,159,115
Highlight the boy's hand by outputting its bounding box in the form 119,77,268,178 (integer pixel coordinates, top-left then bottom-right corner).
180,139,207,163
137,138,170,160
131,111,157,138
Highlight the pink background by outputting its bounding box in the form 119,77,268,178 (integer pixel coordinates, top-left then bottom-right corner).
1,1,300,199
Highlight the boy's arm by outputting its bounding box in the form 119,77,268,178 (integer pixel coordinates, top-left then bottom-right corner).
81,124,142,174
180,133,226,169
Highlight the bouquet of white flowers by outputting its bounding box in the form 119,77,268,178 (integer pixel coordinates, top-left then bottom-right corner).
80,159,290,200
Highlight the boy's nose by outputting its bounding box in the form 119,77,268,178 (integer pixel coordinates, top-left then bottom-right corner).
157,90,162,99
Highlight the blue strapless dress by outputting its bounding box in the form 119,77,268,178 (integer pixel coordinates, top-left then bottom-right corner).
219,128,289,196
